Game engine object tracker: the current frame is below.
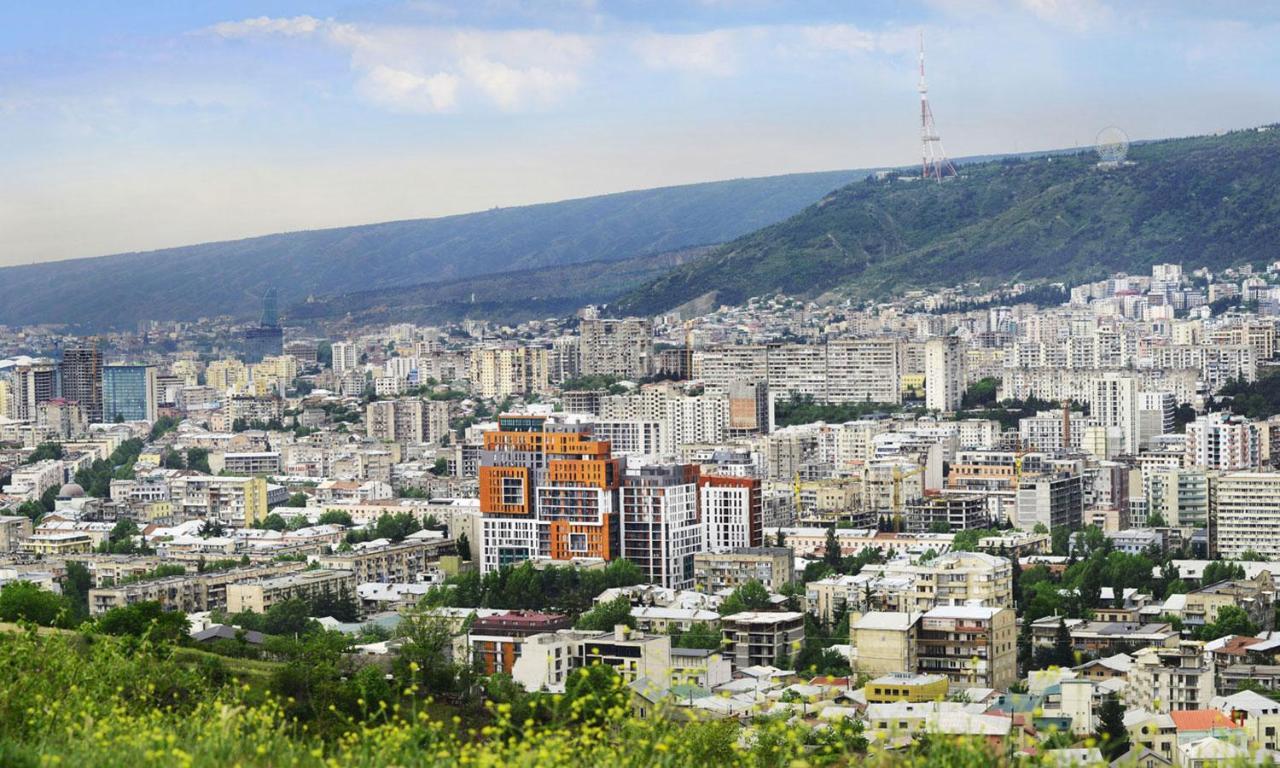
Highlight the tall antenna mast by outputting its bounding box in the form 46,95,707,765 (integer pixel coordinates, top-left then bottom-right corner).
919,31,957,182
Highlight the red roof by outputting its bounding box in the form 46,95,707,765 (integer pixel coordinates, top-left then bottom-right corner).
1170,710,1241,731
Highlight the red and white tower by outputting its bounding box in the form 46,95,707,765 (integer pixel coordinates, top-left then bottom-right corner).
918,32,957,182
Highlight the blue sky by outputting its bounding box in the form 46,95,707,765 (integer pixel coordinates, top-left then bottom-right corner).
3,0,1279,265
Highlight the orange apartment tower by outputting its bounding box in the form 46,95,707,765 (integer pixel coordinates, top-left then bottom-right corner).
478,414,623,573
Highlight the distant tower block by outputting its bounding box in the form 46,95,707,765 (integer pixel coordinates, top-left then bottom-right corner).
918,32,957,182
260,287,280,328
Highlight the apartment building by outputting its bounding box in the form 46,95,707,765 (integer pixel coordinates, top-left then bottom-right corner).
720,611,805,669
925,336,965,412
365,398,450,445
1212,472,1280,559
852,611,920,678
915,605,1017,690
1014,473,1084,532
467,611,573,676
860,551,1014,612
469,346,549,399
224,568,358,615
0,516,33,552
619,463,702,590
699,474,762,552
477,415,622,573
904,493,989,533
315,538,454,583
1124,643,1215,713
578,318,653,379
692,547,794,594
172,475,270,527
87,562,307,615
1185,413,1260,471
512,627,672,693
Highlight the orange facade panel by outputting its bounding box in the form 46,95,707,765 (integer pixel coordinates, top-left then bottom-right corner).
479,466,531,515
547,518,614,561
547,458,620,488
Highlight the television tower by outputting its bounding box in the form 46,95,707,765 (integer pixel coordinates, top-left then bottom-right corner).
918,32,956,182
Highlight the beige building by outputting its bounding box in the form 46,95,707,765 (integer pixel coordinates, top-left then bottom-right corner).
916,605,1017,690
1212,472,1280,559
857,551,1014,614
225,568,357,615
365,398,450,445
1124,643,1215,713
315,538,456,583
19,531,94,556
512,627,671,693
720,611,805,669
87,562,306,616
852,611,921,678
692,547,793,594
0,515,33,552
469,346,549,399
172,475,270,527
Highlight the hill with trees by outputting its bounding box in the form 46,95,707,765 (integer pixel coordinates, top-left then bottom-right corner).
0,170,863,330
619,126,1280,315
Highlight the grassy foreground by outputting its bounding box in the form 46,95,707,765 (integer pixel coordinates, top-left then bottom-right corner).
0,625,1019,768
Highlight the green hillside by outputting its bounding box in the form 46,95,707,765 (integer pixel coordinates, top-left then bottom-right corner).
0,170,862,330
619,127,1280,315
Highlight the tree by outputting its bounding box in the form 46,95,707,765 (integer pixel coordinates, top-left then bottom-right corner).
15,500,43,524
316,509,353,526
0,581,72,627
1147,511,1167,527
1198,605,1259,641
285,492,309,508
719,580,771,616
575,596,634,631
199,520,226,538
823,526,842,568
263,598,318,636
258,513,288,532
1053,618,1075,668
1097,694,1129,760
24,442,64,464
670,622,722,650
456,532,471,562
558,662,627,726
160,449,184,469
186,448,212,474
430,458,450,477
63,561,92,623
95,602,189,643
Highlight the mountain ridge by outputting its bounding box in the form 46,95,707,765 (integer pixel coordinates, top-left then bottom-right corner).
0,169,864,329
618,127,1280,315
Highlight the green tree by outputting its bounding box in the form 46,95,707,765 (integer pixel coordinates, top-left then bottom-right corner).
1197,605,1259,641
62,561,93,623
0,581,72,627
258,513,288,532
160,449,184,469
670,622,722,650
823,526,842,568
95,602,189,643
317,509,353,526
719,580,771,616
575,596,634,631
185,448,212,474
263,598,318,636
285,492,309,508
456,532,472,562
1097,694,1129,760
1053,618,1075,668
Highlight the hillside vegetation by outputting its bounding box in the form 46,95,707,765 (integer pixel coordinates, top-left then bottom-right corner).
619,127,1280,314
0,170,862,330
0,625,1003,768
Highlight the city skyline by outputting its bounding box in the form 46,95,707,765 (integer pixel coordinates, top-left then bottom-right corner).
4,0,1280,266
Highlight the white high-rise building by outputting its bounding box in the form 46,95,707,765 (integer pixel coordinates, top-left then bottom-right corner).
619,464,703,590
1185,413,1260,471
925,336,965,412
331,342,358,376
1089,373,1139,455
1212,471,1280,558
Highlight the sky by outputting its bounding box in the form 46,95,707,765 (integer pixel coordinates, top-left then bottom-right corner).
2,0,1280,266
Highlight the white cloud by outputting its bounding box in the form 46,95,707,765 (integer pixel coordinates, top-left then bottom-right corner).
633,29,746,76
206,16,592,112
358,65,460,112
1017,0,1114,32
210,15,324,39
